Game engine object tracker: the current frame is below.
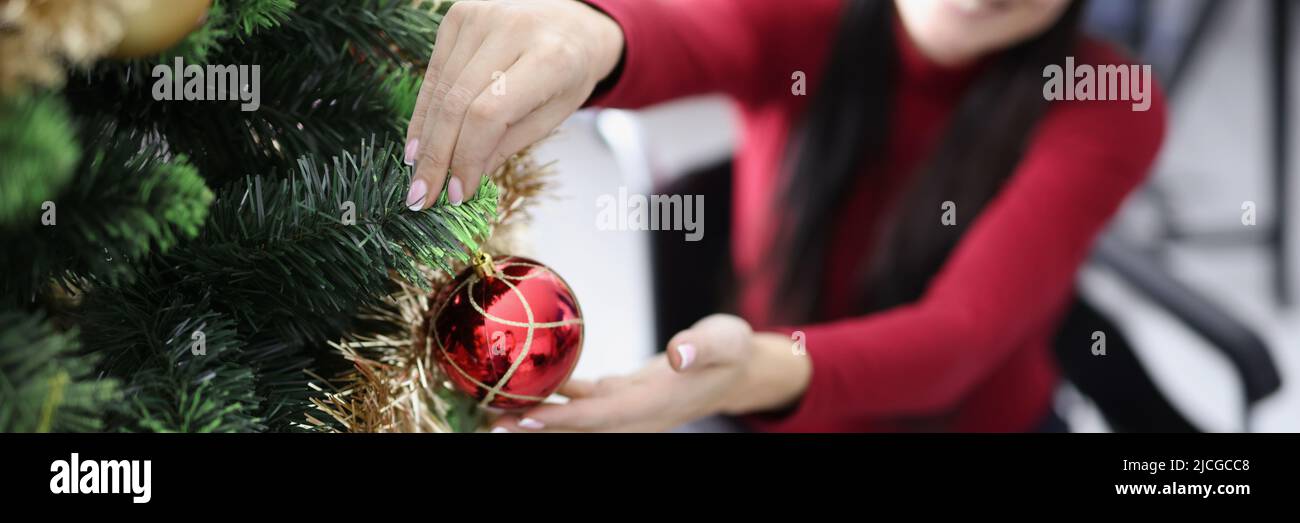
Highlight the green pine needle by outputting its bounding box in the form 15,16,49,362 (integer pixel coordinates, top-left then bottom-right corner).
156,140,496,343
0,310,119,433
79,288,265,433
0,93,79,228
1,138,212,300
234,0,298,36
5,0,493,433
75,140,497,431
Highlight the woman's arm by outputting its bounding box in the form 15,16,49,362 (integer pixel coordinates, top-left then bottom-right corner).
495,46,1167,433
583,0,842,108
404,0,841,211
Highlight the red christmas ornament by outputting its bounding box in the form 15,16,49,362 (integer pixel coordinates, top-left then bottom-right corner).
426,253,583,409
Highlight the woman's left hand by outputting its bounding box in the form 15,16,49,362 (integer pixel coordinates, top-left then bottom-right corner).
491,314,758,433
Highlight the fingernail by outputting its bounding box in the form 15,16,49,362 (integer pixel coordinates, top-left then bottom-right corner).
406,179,428,211
448,177,464,206
404,139,419,166
676,344,696,370
518,418,544,430
491,426,510,433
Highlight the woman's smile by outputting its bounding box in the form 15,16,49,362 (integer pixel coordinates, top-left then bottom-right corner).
943,0,1017,18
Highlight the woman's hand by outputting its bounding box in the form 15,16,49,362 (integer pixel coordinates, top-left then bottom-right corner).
492,314,813,433
404,0,625,210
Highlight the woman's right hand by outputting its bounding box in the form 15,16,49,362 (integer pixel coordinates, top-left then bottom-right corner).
404,0,625,210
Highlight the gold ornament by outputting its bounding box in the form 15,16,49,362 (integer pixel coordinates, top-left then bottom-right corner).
110,0,210,58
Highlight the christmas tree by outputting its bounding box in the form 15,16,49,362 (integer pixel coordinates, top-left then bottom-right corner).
0,0,546,433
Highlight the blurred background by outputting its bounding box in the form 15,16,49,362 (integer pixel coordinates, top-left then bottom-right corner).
521,0,1299,432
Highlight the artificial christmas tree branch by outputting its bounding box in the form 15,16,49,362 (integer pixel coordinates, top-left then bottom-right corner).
1,122,212,302
0,311,119,433
73,141,499,431
79,288,264,433
0,94,79,228
63,0,446,185
312,144,552,433
0,0,555,434
147,141,497,344
66,48,428,186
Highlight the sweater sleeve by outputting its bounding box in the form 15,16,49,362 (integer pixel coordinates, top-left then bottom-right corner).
752,59,1168,431
583,0,842,108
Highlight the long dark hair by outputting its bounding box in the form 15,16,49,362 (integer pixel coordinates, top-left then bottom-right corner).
772,0,1087,323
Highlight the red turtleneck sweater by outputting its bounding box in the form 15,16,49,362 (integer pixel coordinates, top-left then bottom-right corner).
587,0,1166,432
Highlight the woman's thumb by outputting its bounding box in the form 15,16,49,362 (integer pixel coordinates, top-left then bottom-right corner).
666,315,750,373
668,341,700,373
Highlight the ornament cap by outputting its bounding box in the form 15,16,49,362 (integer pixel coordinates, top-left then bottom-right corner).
472,251,495,279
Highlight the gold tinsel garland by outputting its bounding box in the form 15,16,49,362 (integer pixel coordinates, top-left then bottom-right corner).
0,0,134,95
308,145,554,433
